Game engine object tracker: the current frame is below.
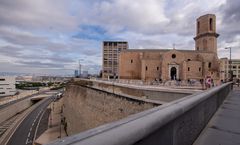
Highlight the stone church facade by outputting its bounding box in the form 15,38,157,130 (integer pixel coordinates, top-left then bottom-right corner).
119,14,221,82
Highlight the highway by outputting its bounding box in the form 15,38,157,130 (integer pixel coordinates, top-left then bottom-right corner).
6,96,54,145
0,90,50,110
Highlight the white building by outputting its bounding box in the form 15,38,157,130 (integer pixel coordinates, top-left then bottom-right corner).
220,58,240,82
0,76,16,97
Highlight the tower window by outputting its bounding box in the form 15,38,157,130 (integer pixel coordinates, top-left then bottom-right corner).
187,59,191,61
157,67,159,70
146,66,148,71
199,67,201,72
188,67,190,71
172,54,176,59
130,59,133,63
208,62,211,68
197,21,200,34
209,18,213,31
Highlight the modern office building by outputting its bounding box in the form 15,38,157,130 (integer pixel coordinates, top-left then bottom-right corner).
0,76,16,97
74,70,79,77
220,58,240,81
82,71,89,78
102,41,128,79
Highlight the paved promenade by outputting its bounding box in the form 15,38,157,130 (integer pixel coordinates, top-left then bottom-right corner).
194,86,240,145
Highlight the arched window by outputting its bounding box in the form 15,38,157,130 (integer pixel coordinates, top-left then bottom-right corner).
209,18,213,31
197,21,200,34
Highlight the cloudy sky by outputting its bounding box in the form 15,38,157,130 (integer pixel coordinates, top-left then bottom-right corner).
0,0,239,76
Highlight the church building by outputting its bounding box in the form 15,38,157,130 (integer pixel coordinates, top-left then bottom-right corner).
118,14,221,82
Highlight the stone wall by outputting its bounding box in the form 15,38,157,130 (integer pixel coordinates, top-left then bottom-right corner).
63,84,159,136
97,81,190,102
73,79,192,102
48,83,232,145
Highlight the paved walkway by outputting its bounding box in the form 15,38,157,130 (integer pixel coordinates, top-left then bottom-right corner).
194,86,240,145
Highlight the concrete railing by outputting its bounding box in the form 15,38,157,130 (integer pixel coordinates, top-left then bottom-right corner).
47,82,232,145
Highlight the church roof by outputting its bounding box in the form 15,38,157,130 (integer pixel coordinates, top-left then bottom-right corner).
122,49,215,54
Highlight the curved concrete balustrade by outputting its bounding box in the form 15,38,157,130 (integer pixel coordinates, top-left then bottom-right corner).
47,83,232,145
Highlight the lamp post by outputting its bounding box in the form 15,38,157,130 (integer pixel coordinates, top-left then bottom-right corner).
225,47,232,81
79,59,81,78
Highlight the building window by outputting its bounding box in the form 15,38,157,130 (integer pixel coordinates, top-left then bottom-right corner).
146,66,148,71
197,21,200,34
199,67,201,72
0,92,5,94
0,79,5,81
131,59,133,63
187,59,191,61
188,67,190,71
209,18,213,31
104,42,108,46
197,47,199,51
208,62,211,68
172,54,176,59
157,67,159,70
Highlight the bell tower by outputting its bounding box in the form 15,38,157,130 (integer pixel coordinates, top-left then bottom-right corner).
194,14,219,53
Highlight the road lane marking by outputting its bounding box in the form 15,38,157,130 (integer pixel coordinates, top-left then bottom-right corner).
28,132,31,137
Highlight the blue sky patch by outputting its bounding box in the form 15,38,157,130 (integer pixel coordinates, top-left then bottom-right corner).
73,25,112,41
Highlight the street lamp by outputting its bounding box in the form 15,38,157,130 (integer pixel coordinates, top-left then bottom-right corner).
225,47,232,81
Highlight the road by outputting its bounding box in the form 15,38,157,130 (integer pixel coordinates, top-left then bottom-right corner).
0,90,50,110
6,96,54,145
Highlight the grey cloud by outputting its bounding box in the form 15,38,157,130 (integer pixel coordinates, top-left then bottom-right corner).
221,0,240,23
218,0,240,40
0,0,239,75
68,38,101,56
0,0,78,32
0,27,49,46
20,55,75,64
0,62,73,75
18,60,64,68
0,45,22,57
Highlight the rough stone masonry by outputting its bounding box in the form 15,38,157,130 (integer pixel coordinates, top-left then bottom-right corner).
62,82,159,136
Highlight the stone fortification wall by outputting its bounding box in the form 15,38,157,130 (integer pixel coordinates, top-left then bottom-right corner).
63,84,159,136
74,79,192,102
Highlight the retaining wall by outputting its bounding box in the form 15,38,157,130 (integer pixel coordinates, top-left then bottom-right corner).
74,79,193,102
63,84,160,135
0,99,33,124
48,82,232,145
